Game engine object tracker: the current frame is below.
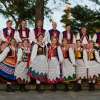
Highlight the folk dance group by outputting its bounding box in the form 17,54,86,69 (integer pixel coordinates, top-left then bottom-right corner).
0,19,100,91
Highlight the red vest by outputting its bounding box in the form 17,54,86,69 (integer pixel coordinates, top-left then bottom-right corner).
62,31,73,43
49,29,60,39
18,28,30,39
34,28,45,39
3,28,15,42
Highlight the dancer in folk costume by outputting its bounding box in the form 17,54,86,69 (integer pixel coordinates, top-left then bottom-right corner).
0,20,16,43
61,24,76,44
15,39,31,91
48,21,62,44
61,38,76,81
15,19,32,43
89,31,100,46
76,26,90,46
32,20,48,44
48,37,63,87
84,41,100,78
29,34,48,91
75,40,87,79
0,39,17,92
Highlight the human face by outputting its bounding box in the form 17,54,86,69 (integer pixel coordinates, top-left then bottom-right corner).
7,21,12,29
23,40,29,47
76,40,81,47
66,25,71,31
81,27,87,35
37,20,43,28
52,22,57,30
18,42,22,48
88,41,93,49
21,20,27,29
37,35,44,43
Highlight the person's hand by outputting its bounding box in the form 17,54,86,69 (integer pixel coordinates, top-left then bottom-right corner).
73,64,76,67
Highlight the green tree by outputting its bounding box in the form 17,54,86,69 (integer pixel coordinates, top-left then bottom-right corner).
61,5,100,35
0,0,69,28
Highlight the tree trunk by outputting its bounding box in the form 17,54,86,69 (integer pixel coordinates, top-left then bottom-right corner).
35,0,44,27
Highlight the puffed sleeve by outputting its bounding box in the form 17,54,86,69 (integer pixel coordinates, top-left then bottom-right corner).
29,29,36,44
69,47,76,65
0,29,6,41
76,33,80,40
14,31,22,42
30,44,38,62
73,34,76,44
57,46,63,62
17,48,23,63
95,50,100,63
0,47,10,62
59,32,63,44
92,34,97,43
43,30,48,45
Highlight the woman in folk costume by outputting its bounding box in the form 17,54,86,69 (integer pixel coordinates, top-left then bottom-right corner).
75,40,87,79
0,39,17,92
14,39,31,91
0,20,16,43
48,37,63,87
29,34,48,91
61,38,76,81
61,24,76,44
84,41,100,78
32,20,48,45
48,21,62,44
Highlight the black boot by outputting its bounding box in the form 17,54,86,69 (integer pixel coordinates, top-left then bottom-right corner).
64,84,69,91
6,84,11,92
36,84,41,91
52,84,57,91
19,84,28,92
6,84,15,92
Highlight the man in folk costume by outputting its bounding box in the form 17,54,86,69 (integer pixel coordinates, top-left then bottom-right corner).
32,20,48,45
0,39,17,92
61,24,76,44
95,32,100,46
15,39,31,92
15,19,32,43
90,32,100,53
48,21,62,44
76,26,89,46
0,20,15,43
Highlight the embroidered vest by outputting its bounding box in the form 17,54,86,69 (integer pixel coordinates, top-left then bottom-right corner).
18,28,30,39
62,31,73,43
49,29,60,39
34,28,45,39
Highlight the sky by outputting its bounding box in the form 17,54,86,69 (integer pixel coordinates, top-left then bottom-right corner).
0,0,100,31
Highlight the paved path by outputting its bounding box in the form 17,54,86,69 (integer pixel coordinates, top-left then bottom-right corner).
0,91,100,100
